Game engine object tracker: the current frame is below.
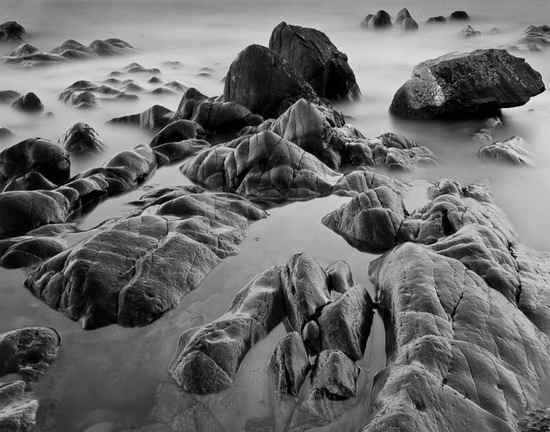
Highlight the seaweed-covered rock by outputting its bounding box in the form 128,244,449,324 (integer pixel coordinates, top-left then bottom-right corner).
269,22,360,101
390,49,545,119
0,138,69,191
25,191,266,329
223,44,317,118
61,122,104,154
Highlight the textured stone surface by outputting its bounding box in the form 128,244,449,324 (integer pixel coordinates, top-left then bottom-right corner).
269,22,360,101
25,191,266,328
478,136,534,166
390,49,545,119
61,122,104,154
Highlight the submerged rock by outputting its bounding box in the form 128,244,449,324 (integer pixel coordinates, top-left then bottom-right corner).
462,24,481,38
0,21,26,41
269,22,360,101
0,138,70,192
11,92,43,113
223,44,317,118
390,49,545,119
401,17,419,31
515,25,550,52
25,191,266,329
426,16,447,24
0,127,13,140
0,235,66,268
370,10,392,28
449,10,470,21
61,122,104,154
0,90,20,104
478,136,534,166
395,8,412,25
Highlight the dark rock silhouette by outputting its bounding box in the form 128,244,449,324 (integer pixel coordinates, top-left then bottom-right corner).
0,21,26,41
11,92,43,113
61,122,104,154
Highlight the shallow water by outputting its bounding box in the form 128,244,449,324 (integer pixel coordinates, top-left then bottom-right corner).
0,0,549,430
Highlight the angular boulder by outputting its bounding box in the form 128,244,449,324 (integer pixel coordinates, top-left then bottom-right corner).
390,49,545,119
269,22,360,101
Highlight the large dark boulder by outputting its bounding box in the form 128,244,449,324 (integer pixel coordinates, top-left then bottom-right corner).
11,92,43,113
223,44,317,118
449,10,470,21
390,49,545,119
370,10,392,28
0,138,70,191
269,22,360,101
0,21,26,41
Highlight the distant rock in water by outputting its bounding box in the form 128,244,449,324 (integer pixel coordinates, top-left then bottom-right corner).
370,10,392,28
223,44,317,118
478,136,534,166
11,92,43,113
461,24,481,38
61,123,104,154
449,10,470,21
360,14,373,28
59,80,138,109
0,138,70,192
269,22,361,101
514,25,550,51
109,104,174,131
395,8,412,25
0,21,26,41
3,38,133,66
426,16,447,24
0,127,13,140
0,90,20,104
390,49,545,119
401,17,419,31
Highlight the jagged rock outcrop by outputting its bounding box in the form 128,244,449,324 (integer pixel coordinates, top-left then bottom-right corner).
61,123,104,154
25,190,266,328
181,130,340,202
390,49,545,119
478,136,534,166
223,44,317,118
0,138,70,192
269,22,360,101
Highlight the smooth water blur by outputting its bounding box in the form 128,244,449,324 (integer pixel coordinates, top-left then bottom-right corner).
0,0,549,430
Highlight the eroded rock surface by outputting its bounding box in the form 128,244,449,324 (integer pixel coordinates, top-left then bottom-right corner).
390,49,545,119
478,136,534,166
61,123,104,154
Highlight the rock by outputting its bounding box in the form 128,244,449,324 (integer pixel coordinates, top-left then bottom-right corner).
281,253,331,332
364,242,550,432
0,90,21,104
153,139,210,166
449,10,470,21
25,191,266,328
0,21,26,41
61,122,104,154
322,186,406,252
0,381,38,432
0,327,61,381
426,16,447,24
302,320,321,354
326,260,355,293
462,25,481,38
269,332,309,397
122,62,159,74
478,136,534,166
0,127,13,139
390,49,545,119
11,93,43,113
395,8,412,24
401,17,419,31
89,38,133,56
170,265,285,393
223,44,317,118
3,171,57,192
515,25,550,52
367,132,438,170
59,80,134,109
0,236,66,268
0,138,70,191
360,14,373,29
318,284,374,360
109,105,174,131
308,350,359,400
269,22,360,101
181,130,340,202
370,10,392,28
50,39,93,56
149,120,203,148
